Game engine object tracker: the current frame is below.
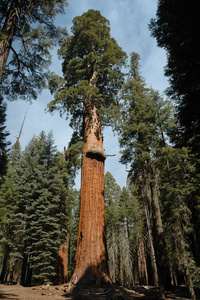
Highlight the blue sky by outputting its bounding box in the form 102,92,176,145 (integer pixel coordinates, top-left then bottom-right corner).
5,0,168,188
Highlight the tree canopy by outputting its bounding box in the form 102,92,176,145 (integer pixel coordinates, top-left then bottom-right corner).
0,0,68,101
48,9,127,134
2,3,200,298
149,0,200,147
118,52,199,299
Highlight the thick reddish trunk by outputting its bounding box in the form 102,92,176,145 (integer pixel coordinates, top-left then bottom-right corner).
137,240,148,285
0,0,19,82
55,239,68,284
71,104,110,285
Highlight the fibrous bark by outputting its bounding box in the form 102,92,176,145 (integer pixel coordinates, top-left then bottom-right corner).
55,239,68,284
0,0,19,82
137,240,148,285
71,90,110,284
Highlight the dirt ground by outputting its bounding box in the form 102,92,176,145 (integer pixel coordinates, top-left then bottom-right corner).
0,282,199,300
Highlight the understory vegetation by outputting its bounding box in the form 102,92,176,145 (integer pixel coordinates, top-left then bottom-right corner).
1,1,200,299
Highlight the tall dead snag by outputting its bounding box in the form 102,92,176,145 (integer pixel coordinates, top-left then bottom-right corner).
48,9,126,284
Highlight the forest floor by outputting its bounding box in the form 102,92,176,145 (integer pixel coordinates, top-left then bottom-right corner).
0,282,200,300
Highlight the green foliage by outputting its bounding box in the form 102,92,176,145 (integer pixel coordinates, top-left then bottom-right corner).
0,139,21,244
149,0,200,148
119,52,200,293
119,52,173,179
157,145,200,287
149,6,200,288
65,141,84,184
65,188,80,280
104,172,121,283
105,171,121,229
7,132,65,285
0,96,10,182
105,172,136,285
0,127,84,283
0,166,15,256
48,9,127,133
0,0,68,101
0,139,21,281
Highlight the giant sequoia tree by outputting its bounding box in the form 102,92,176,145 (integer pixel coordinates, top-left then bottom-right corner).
48,9,126,284
0,0,68,101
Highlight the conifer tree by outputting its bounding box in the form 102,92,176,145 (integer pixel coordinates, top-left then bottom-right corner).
0,139,21,282
119,51,199,298
0,132,83,284
0,96,10,183
104,173,146,286
65,188,80,280
11,132,64,285
104,171,121,284
126,183,148,286
0,0,68,101
149,0,200,150
150,6,200,269
119,52,173,297
157,145,198,299
48,9,126,284
118,186,134,286
54,141,83,284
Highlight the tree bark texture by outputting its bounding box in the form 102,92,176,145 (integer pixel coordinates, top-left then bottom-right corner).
0,0,19,82
143,168,159,286
55,238,68,284
107,231,119,284
151,183,166,299
144,202,159,286
71,97,109,284
0,244,9,282
137,240,148,285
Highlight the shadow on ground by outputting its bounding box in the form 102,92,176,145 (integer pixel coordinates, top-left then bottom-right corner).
0,291,19,299
63,284,161,300
63,284,200,299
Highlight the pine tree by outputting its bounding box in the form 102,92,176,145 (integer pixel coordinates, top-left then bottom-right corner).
0,0,68,101
65,188,80,281
54,141,83,284
104,171,121,284
119,51,199,299
0,139,21,282
0,96,10,183
157,145,198,299
10,132,64,285
104,173,147,286
48,9,127,284
126,183,148,286
149,0,200,150
119,52,174,297
118,186,134,286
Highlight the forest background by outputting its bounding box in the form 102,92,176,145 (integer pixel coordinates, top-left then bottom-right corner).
5,0,168,189
1,1,200,300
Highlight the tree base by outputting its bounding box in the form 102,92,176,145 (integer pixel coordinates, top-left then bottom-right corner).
71,266,111,286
